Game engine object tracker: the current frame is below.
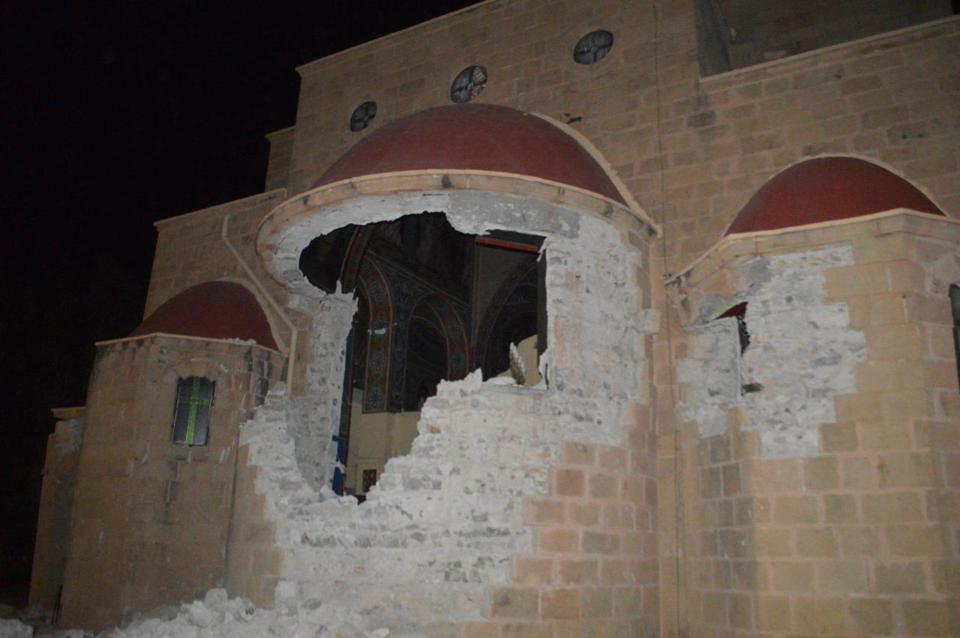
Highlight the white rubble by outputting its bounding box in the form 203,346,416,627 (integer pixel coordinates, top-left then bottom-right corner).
0,618,33,638
101,589,417,638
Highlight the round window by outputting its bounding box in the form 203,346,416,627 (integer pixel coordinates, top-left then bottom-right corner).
450,65,487,103
573,30,614,65
349,101,377,132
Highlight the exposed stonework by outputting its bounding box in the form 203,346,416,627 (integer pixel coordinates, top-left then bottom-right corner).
232,208,656,633
678,246,868,457
33,2,960,636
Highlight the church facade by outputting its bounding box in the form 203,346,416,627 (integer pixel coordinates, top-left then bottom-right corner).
31,1,960,636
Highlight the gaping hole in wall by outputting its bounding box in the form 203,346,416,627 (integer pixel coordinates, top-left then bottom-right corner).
716,301,750,354
715,302,763,394
299,213,545,500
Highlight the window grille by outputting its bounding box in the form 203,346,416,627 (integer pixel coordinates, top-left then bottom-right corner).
172,376,215,446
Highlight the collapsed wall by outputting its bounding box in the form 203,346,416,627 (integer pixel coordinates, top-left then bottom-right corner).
229,194,660,634
665,212,960,637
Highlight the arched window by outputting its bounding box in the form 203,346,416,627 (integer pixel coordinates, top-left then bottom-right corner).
172,376,215,446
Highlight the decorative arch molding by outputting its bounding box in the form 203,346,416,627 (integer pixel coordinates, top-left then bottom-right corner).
411,292,470,381
340,226,376,292
356,259,393,412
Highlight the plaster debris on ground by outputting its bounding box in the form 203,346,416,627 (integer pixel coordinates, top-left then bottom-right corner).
7,588,425,638
99,588,419,638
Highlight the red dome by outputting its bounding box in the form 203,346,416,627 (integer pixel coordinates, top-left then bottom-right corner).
726,157,944,235
314,104,624,204
131,281,278,350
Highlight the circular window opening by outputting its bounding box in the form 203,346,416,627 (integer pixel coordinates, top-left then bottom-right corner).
349,101,377,132
573,30,614,65
450,65,487,103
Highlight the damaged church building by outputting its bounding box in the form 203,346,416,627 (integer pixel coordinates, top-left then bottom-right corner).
29,1,960,636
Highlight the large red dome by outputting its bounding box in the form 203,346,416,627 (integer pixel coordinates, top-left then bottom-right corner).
726,157,944,235
131,281,278,350
313,104,624,204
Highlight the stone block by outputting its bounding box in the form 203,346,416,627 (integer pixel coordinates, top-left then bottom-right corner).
824,263,888,297
865,324,926,360
878,452,935,488
745,459,802,494
527,499,565,525
541,588,581,620
792,596,850,635
600,560,628,586
823,494,858,524
838,526,881,556
803,456,839,490
862,492,923,523
820,423,858,452
612,587,641,618
463,622,499,638
580,587,613,618
841,457,874,492
875,562,927,593
885,525,945,556
771,561,815,592
796,528,837,557
538,529,579,554
558,560,598,585
754,529,793,557
568,502,600,527
903,599,952,636
499,623,553,638
596,446,627,473
588,472,619,499
817,560,867,592
491,587,539,619
562,442,595,466
774,495,820,524
581,531,619,555
514,557,554,586
861,420,914,451
555,468,585,497
847,598,894,636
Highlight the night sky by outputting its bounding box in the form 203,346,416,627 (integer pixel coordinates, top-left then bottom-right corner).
0,0,479,604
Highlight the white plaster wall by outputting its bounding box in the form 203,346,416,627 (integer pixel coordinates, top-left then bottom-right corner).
679,244,867,458
239,202,653,633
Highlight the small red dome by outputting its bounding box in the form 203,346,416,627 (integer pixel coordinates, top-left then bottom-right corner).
314,104,624,204
726,157,944,235
131,281,278,350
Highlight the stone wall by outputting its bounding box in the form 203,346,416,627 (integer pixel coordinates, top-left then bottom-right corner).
661,213,960,636
716,0,952,70
59,336,284,631
674,17,960,269
29,410,84,620
275,0,958,274
231,204,658,635
68,1,960,634
145,191,286,316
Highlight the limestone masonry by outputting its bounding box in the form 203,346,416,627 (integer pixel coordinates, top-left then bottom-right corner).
30,1,960,636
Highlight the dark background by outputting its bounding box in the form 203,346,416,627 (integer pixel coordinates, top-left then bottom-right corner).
0,0,479,606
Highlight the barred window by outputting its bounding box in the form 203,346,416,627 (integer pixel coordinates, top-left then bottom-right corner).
172,377,215,446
